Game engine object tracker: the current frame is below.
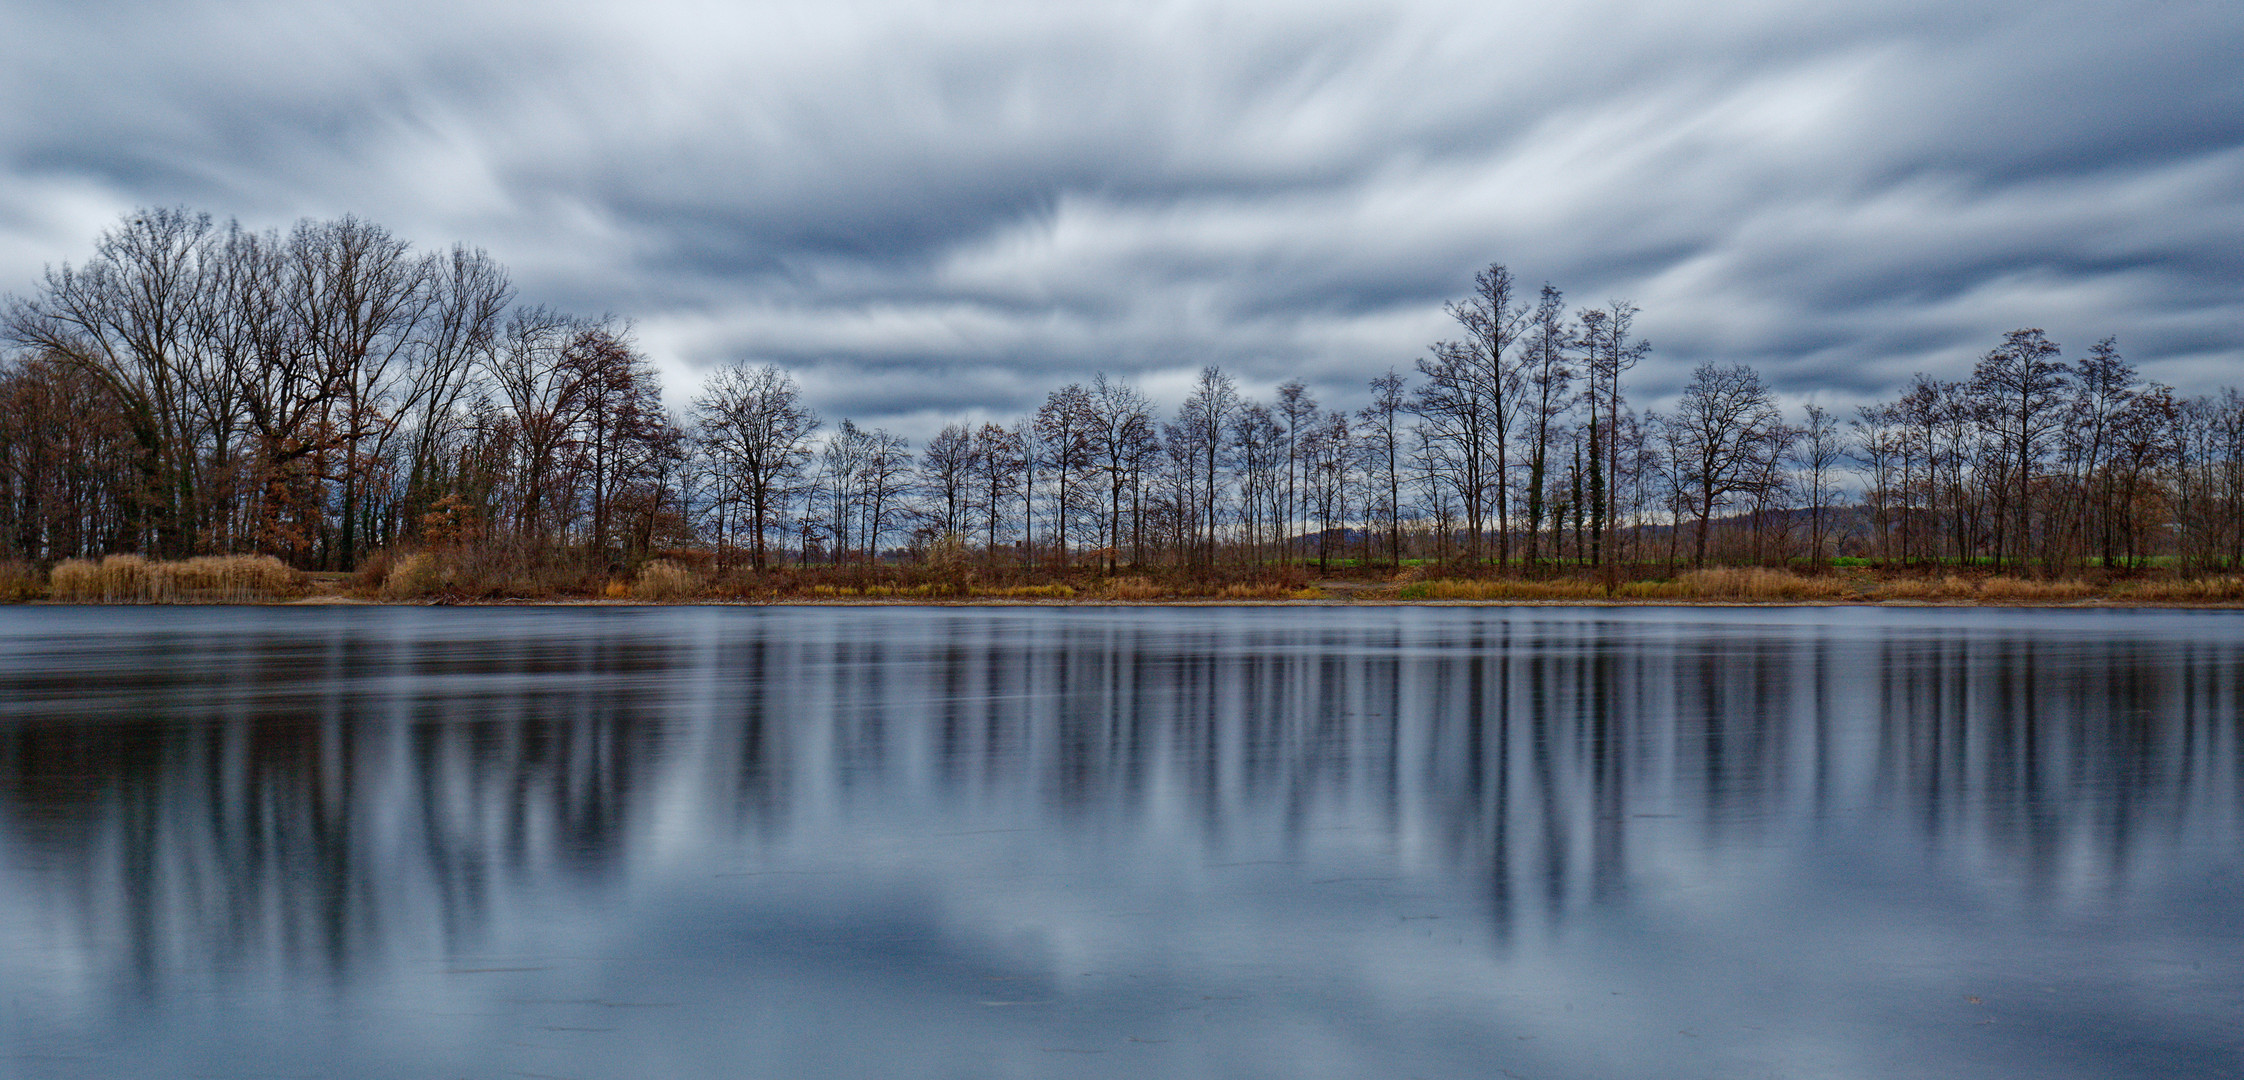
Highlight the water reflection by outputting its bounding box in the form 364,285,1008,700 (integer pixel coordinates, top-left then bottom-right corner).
0,607,2239,1078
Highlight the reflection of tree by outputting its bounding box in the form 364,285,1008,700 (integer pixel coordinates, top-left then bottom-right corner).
0,622,678,987
2,611,2236,991
1870,631,2224,904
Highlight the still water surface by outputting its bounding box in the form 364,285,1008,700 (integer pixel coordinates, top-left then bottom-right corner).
0,606,2239,1079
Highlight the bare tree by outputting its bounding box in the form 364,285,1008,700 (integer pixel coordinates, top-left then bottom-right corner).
1175,366,1239,569
692,361,817,571
1230,400,1283,562
1971,329,2069,572
1087,374,1156,572
1303,410,1353,571
860,427,913,562
1796,404,1844,566
2065,337,2135,567
397,245,512,543
1413,340,1495,566
818,420,871,561
6,208,223,555
288,215,435,568
919,423,974,541
2106,384,2177,569
1034,384,1095,563
1276,378,1316,562
970,422,1024,562
1663,362,1782,566
1578,301,1649,566
1358,369,1409,567
1520,284,1573,567
1445,263,1527,566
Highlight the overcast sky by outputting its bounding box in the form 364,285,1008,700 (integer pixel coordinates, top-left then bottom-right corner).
2,0,2237,437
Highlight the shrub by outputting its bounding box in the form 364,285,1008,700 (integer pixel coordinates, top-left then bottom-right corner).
369,548,559,600
379,551,456,600
0,561,45,602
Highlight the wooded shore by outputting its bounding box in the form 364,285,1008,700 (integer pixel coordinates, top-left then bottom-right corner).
7,553,2242,607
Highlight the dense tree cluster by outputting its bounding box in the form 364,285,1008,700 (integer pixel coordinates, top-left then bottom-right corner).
7,208,2243,576
0,209,683,570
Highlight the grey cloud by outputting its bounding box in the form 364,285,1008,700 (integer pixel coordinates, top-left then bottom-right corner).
1,0,2239,441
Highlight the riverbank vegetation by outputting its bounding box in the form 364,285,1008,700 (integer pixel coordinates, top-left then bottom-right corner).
6,207,2244,605
7,554,2244,605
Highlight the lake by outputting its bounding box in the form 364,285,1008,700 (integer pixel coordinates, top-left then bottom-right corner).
0,605,2239,1079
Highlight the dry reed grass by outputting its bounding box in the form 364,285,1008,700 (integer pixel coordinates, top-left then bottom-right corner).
50,554,150,601
1975,576,2094,602
1398,578,1605,601
1217,581,1297,599
1399,567,1854,602
1096,576,1164,601
1864,575,2090,602
991,583,1076,599
630,559,701,601
1867,575,1980,601
2113,576,2244,603
1674,567,1854,600
48,554,301,603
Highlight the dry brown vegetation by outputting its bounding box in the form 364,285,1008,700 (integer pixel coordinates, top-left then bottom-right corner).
1397,568,1851,602
1389,566,2235,605
630,560,701,602
0,561,41,602
2110,576,2244,603
14,552,2244,606
44,554,302,603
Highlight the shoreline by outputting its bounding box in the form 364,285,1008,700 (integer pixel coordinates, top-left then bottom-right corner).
9,595,2241,609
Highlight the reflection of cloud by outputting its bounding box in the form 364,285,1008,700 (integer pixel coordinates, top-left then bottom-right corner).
0,2,2239,434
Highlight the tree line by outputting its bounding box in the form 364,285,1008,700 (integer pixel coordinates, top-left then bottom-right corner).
7,208,2243,578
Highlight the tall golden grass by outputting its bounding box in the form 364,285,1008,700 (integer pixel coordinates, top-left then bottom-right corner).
1095,576,1165,600
1672,567,1855,600
29,549,2244,606
630,559,701,601
1392,568,2145,604
1399,568,1856,601
47,554,301,603
2112,576,2244,603
1971,577,2095,602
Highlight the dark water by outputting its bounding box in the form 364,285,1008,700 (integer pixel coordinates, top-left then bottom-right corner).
1,606,2239,1080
